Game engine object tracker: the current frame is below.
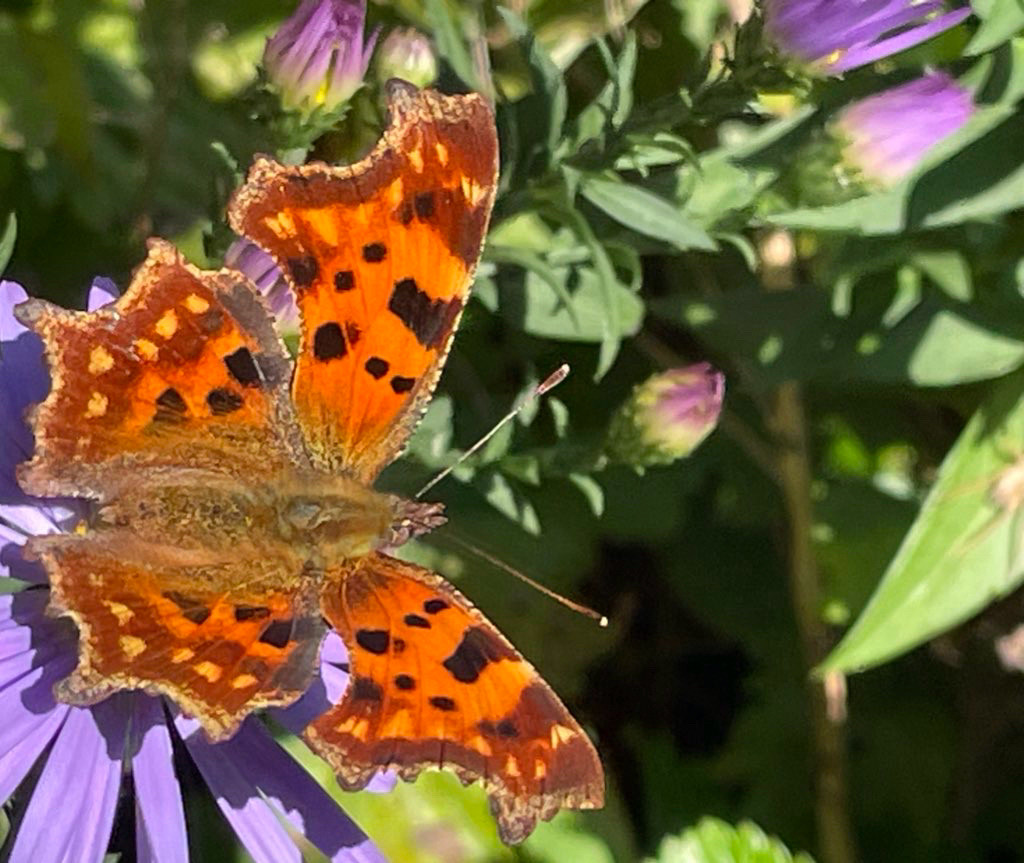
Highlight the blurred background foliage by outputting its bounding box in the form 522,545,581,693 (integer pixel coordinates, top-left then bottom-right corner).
5,0,1024,861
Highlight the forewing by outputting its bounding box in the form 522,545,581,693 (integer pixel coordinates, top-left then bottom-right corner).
306,552,604,844
16,240,306,499
30,531,324,740
229,82,498,482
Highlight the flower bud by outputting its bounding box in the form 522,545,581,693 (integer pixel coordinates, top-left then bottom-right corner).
263,0,378,115
606,363,725,469
376,28,437,89
832,72,973,187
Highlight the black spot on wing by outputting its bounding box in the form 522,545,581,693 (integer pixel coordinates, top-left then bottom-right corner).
233,605,271,621
154,387,188,422
224,347,262,388
387,277,462,349
414,192,435,220
207,387,243,415
394,674,416,691
423,599,448,614
345,321,362,347
429,696,457,711
403,613,430,629
334,270,355,292
287,255,318,288
258,619,293,649
352,677,383,702
362,243,387,263
163,591,210,625
442,626,517,684
313,322,346,361
390,376,415,394
355,629,390,655
364,357,389,379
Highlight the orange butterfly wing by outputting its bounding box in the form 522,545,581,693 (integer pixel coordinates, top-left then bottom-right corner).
29,531,323,740
15,240,307,499
306,553,604,844
229,81,498,482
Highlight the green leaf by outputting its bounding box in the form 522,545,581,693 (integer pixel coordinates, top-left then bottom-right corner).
646,817,815,863
966,0,1024,54
580,175,716,252
658,287,1024,387
497,8,566,174
424,0,480,90
822,368,1024,673
479,470,541,535
0,213,17,276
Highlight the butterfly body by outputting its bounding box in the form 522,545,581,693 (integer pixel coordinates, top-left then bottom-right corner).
15,81,603,844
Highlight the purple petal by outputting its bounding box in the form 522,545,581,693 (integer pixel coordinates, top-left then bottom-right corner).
0,281,47,503
829,7,973,72
9,697,128,863
132,696,189,863
177,714,385,863
87,276,119,311
0,703,66,803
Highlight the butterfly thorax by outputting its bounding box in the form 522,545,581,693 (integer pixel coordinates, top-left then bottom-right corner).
95,469,402,563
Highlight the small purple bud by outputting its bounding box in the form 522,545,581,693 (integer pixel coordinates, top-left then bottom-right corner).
833,72,974,186
376,28,438,89
263,0,379,114
762,0,972,76
606,363,725,469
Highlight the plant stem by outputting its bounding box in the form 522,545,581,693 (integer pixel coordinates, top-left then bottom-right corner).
760,230,857,863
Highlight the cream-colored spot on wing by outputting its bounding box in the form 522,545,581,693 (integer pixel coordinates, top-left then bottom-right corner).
550,724,576,748
472,736,493,757
231,673,258,689
435,141,449,165
103,600,133,625
185,293,210,314
88,346,114,375
264,211,297,238
460,175,487,207
85,391,108,418
408,147,424,173
172,647,194,664
194,661,222,682
119,635,146,658
387,178,405,208
134,338,159,360
534,759,547,779
336,716,359,734
505,755,521,777
155,309,178,339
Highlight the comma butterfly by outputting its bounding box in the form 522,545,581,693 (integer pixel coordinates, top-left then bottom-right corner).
14,81,604,843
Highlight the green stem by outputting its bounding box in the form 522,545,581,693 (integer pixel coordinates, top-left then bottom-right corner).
761,231,857,863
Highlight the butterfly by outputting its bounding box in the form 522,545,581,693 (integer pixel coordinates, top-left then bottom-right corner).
14,81,604,844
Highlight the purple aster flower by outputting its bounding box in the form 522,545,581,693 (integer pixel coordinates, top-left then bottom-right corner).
225,238,299,336
606,363,725,469
264,0,379,114
0,278,390,863
762,0,972,75
833,71,974,186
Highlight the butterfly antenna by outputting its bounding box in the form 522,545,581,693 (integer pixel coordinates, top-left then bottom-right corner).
414,364,570,500
442,531,608,627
